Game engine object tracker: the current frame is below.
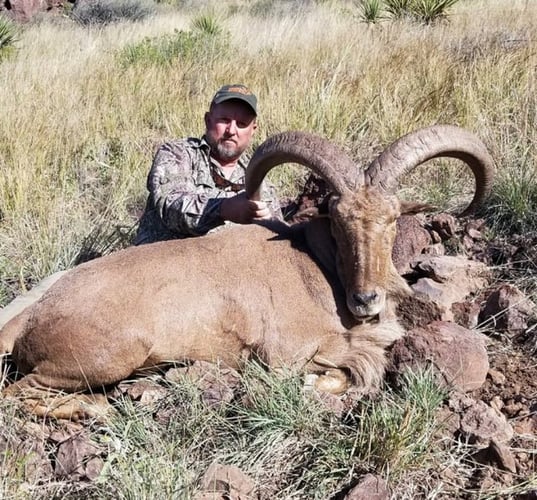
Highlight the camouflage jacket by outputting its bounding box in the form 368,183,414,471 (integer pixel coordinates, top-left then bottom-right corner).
134,136,281,245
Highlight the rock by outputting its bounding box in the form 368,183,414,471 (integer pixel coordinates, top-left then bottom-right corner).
429,213,457,240
392,215,432,274
513,414,537,435
54,434,102,479
451,300,481,328
423,242,446,256
488,439,517,473
450,394,514,445
479,284,537,335
473,439,517,473
410,255,490,321
388,321,489,392
166,361,240,409
117,378,167,405
396,293,443,330
413,255,489,285
0,430,53,482
487,368,506,385
464,218,486,239
345,473,390,500
196,462,256,500
0,0,63,22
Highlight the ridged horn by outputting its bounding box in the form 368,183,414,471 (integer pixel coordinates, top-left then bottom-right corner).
246,131,359,201
365,125,495,215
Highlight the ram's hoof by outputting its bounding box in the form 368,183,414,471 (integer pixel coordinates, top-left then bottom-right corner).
314,369,350,395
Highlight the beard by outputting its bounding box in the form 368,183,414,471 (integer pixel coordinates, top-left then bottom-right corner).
215,142,240,160
206,134,244,162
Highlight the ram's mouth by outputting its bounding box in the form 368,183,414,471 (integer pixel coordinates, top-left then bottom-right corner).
355,313,380,325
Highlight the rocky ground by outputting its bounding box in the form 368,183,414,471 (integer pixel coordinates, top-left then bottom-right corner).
388,213,537,499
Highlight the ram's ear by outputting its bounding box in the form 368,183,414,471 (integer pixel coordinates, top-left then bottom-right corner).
400,200,437,215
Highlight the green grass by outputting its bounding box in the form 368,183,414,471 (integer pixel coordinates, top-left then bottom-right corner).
118,27,230,67
2,363,448,498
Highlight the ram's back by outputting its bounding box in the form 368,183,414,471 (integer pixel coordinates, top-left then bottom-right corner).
7,224,349,391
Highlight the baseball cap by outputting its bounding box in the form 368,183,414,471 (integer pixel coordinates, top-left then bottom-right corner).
211,84,258,116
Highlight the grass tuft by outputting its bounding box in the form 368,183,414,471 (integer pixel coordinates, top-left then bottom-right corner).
0,16,17,60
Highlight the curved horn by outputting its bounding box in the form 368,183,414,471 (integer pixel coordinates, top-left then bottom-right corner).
245,131,359,201
365,125,495,215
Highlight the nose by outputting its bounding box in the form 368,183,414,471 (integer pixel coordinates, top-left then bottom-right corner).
352,292,378,307
226,120,238,134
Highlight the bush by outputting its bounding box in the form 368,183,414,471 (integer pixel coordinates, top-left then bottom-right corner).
408,0,460,23
356,0,385,24
72,0,155,25
384,0,460,23
0,16,17,61
118,28,229,67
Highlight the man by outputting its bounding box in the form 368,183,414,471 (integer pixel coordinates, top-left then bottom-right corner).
134,84,281,245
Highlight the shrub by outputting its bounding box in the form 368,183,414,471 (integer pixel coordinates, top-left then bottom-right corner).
356,0,385,24
71,0,155,25
384,0,460,23
118,28,229,67
408,0,460,24
0,16,17,60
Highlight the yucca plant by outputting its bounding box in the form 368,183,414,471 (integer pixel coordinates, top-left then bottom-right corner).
0,16,17,60
357,0,385,24
384,0,460,23
191,12,222,36
409,0,460,24
384,0,412,19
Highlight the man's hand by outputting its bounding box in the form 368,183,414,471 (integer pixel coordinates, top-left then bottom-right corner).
220,192,271,224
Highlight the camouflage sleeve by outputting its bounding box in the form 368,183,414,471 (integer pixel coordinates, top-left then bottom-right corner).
147,141,227,236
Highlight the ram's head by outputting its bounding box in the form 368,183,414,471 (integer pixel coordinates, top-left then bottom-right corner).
246,125,494,318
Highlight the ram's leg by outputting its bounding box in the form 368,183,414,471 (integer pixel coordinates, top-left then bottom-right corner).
3,374,112,422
